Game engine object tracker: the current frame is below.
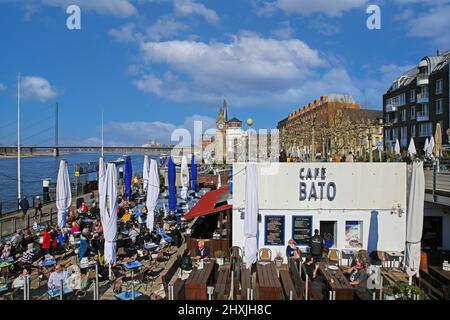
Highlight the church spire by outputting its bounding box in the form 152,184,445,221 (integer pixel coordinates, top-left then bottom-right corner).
223,99,228,121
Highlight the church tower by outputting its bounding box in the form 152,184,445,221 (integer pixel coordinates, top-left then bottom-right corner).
215,100,228,163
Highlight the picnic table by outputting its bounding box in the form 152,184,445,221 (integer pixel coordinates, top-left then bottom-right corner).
48,286,74,299
185,260,217,300
255,262,282,300
380,268,409,286
39,259,57,267
115,290,143,300
319,262,354,300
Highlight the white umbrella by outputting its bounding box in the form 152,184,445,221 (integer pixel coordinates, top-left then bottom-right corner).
428,136,435,157
146,159,160,231
100,163,118,265
244,163,259,269
180,155,189,200
423,138,429,157
395,139,401,155
142,155,150,191
56,160,72,228
216,170,222,189
408,138,417,157
405,161,425,278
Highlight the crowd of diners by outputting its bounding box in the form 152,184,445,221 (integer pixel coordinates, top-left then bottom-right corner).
285,229,369,299
0,190,187,300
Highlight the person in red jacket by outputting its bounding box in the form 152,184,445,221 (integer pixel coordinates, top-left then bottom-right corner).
42,226,52,255
79,202,88,213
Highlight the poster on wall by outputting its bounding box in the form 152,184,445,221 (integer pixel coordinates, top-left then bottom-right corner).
265,216,285,246
292,216,312,246
345,221,363,248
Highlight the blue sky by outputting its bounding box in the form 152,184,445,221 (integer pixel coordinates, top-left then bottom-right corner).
0,0,449,146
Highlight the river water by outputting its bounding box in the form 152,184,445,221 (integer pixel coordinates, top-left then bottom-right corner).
0,152,159,213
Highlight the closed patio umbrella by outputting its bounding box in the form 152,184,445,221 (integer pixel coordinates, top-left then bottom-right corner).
142,155,150,192
395,139,401,155
428,136,435,157
56,160,72,228
367,211,379,256
408,138,417,157
124,156,132,199
191,154,197,192
405,161,425,278
168,157,176,212
146,159,160,231
434,123,442,158
423,138,429,157
100,163,118,265
244,163,258,269
180,155,189,200
98,157,106,199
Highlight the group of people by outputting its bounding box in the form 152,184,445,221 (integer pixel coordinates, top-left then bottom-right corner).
279,149,356,163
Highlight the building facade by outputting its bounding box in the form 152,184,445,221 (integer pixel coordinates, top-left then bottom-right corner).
383,50,450,151
277,94,383,160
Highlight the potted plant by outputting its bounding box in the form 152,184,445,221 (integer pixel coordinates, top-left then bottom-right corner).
382,285,396,300
215,250,225,265
274,252,284,267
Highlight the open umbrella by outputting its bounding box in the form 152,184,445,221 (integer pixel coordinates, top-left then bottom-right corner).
100,163,118,265
408,138,417,157
434,123,442,158
394,139,401,155
124,156,133,199
146,159,160,231
142,155,150,192
56,160,72,228
405,161,425,278
168,157,176,212
180,155,189,200
244,163,259,269
191,154,197,192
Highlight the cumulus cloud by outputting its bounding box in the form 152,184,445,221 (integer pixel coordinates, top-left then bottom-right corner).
146,16,189,41
255,0,368,17
0,83,6,91
1,0,138,18
21,76,57,102
174,0,219,24
108,23,139,43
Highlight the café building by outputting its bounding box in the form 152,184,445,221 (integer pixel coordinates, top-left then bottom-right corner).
232,163,408,259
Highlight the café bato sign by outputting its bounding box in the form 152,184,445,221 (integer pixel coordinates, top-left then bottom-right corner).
233,163,407,211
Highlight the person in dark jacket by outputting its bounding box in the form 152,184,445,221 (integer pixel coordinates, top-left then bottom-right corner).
180,249,193,271
194,240,210,261
34,196,43,218
309,229,324,263
19,197,30,219
79,229,91,260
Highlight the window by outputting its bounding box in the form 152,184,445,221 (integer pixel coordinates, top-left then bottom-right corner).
400,127,408,145
397,93,406,106
436,99,443,115
436,79,444,95
411,125,416,138
392,127,398,140
410,90,416,102
410,107,416,119
401,109,407,121
385,128,391,141
419,122,433,137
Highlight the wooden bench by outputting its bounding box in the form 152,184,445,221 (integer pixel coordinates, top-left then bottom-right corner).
279,269,299,300
168,276,186,300
420,271,449,300
214,265,230,300
161,255,181,297
238,265,252,300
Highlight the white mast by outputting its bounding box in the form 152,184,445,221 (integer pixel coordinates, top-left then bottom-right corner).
17,74,21,201
101,109,104,157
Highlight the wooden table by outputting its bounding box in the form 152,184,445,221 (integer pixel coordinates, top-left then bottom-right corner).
319,262,354,300
214,265,230,300
380,268,409,286
256,262,282,300
185,261,217,300
429,266,450,286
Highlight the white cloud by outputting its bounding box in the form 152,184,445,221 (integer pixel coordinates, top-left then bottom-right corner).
2,0,138,18
108,23,139,43
256,0,368,17
21,76,57,102
0,83,6,91
146,16,189,41
406,5,450,47
174,0,219,24
271,21,294,39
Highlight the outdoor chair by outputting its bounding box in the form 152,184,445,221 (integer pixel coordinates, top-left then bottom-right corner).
328,249,341,266
258,248,272,262
230,246,243,259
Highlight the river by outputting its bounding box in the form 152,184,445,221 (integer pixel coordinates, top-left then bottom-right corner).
0,152,159,214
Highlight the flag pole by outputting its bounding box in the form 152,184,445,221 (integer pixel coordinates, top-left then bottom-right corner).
17,74,21,204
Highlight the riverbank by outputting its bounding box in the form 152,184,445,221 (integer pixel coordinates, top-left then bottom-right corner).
0,151,55,159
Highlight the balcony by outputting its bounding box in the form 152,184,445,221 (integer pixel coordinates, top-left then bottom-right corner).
416,93,429,104
417,74,429,86
416,112,429,122
385,104,398,112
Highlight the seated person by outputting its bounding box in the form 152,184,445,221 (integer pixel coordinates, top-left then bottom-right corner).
344,260,368,293
78,229,91,261
286,239,302,259
57,228,69,251
304,257,320,280
68,267,90,292
12,268,30,290
19,243,37,267
180,249,193,272
1,241,12,260
194,240,210,262
48,264,69,289
162,219,170,232
128,224,140,246
169,225,182,248
79,202,88,213
71,222,80,234
10,230,24,251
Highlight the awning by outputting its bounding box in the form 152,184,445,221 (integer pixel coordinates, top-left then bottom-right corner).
184,186,232,220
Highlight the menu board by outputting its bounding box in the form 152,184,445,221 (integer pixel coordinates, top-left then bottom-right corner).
264,216,285,246
292,216,312,246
